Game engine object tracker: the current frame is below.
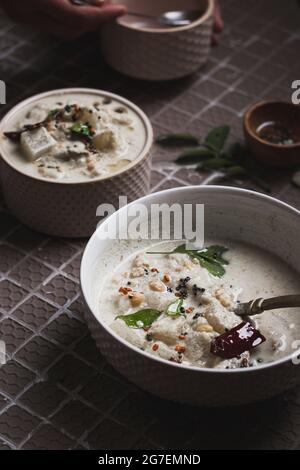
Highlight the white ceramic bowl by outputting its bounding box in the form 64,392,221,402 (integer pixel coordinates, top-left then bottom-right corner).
101,0,214,81
0,88,153,238
81,186,300,407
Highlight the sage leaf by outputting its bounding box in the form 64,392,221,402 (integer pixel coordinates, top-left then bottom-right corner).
176,148,216,165
167,298,184,317
116,308,161,329
205,126,230,153
156,133,199,147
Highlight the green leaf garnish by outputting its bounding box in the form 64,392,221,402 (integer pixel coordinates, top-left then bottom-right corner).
196,245,229,277
167,298,184,317
116,308,161,329
157,125,271,194
197,256,226,277
204,126,230,153
71,122,92,140
199,158,235,171
227,142,248,160
47,109,62,120
156,133,199,147
176,148,216,165
199,245,229,265
148,244,229,278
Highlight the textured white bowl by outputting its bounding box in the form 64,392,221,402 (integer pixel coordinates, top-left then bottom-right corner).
81,186,300,406
101,0,214,81
0,88,153,238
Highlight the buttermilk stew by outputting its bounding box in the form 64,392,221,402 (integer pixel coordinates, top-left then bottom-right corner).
3,92,147,181
101,241,300,370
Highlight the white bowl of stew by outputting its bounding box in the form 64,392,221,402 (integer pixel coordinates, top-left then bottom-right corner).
81,186,300,406
0,88,153,237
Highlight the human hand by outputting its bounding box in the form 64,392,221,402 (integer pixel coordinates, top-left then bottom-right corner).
212,0,224,45
1,0,126,40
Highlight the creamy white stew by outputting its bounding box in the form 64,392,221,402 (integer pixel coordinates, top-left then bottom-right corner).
2,92,147,182
101,241,300,369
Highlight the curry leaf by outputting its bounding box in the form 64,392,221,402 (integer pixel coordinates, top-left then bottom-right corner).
228,142,251,160
172,244,190,254
47,109,63,121
71,122,91,139
167,298,184,317
168,125,271,194
156,133,199,147
197,256,226,278
116,309,161,329
200,158,235,171
176,148,215,165
204,126,230,153
148,244,229,278
198,245,229,265
195,245,229,277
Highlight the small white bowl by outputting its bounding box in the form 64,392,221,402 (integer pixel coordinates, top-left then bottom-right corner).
81,186,300,407
0,88,153,238
101,0,214,81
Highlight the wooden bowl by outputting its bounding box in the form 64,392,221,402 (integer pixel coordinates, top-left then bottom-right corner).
243,101,300,168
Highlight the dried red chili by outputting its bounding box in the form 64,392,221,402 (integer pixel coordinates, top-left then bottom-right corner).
210,322,266,360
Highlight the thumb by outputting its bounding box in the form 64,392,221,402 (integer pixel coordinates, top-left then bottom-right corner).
88,0,109,4
80,4,127,28
98,3,127,18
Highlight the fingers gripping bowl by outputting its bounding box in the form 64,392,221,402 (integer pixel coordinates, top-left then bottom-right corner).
81,186,300,407
0,88,153,238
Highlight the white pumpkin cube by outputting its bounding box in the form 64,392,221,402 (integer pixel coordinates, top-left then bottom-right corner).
21,127,56,162
80,107,111,129
92,128,117,152
80,107,99,128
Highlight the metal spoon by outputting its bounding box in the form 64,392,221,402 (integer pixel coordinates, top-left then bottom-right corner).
125,10,203,27
235,295,300,317
70,1,202,26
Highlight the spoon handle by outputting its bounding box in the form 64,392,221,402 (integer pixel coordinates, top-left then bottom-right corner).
235,295,300,317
